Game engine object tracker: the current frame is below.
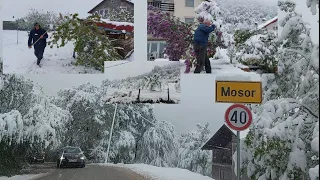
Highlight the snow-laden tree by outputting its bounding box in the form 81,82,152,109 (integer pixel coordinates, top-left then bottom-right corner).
136,120,176,167
48,13,121,72
144,73,162,91
195,0,221,24
177,123,212,177
215,0,277,33
109,130,136,164
0,75,72,176
236,31,278,73
0,75,34,115
54,83,112,159
54,82,158,163
17,8,59,31
238,1,319,179
106,9,134,23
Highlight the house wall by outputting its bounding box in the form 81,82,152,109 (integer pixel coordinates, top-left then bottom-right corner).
211,140,234,180
211,135,250,180
174,0,202,23
90,0,134,15
265,21,278,34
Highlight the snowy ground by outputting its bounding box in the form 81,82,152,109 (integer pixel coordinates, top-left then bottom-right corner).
154,48,250,74
156,58,251,75
97,163,214,180
2,30,128,74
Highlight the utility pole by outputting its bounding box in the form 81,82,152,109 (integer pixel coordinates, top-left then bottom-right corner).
105,103,118,163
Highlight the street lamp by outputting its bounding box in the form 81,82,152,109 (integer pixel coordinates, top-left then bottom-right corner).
12,16,18,44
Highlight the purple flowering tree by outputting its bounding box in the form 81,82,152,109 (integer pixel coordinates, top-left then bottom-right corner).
147,5,193,61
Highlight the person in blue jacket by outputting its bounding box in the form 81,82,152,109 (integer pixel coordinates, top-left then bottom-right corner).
193,20,216,73
28,22,48,66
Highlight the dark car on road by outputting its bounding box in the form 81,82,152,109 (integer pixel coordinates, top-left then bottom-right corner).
29,152,45,164
56,146,86,168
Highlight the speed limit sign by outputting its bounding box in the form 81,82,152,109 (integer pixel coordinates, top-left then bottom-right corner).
225,104,252,131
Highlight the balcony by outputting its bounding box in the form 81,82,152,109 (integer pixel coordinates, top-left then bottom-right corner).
148,2,174,12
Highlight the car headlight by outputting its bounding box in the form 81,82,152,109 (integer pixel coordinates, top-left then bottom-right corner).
34,157,36,159
80,156,85,160
60,156,65,160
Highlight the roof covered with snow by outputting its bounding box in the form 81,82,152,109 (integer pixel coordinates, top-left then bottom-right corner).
88,0,134,14
257,16,278,29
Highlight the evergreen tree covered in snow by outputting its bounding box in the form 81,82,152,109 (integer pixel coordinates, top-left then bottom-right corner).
48,14,121,72
239,1,319,179
177,123,212,177
106,9,134,23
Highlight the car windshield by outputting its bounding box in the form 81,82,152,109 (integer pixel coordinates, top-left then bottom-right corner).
63,147,81,153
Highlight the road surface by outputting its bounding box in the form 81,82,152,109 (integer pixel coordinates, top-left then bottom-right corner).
31,163,149,180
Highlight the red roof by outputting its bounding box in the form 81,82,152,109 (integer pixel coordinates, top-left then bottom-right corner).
96,22,134,33
258,16,278,29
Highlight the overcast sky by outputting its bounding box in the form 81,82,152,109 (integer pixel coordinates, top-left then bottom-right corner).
2,0,135,21
23,68,260,135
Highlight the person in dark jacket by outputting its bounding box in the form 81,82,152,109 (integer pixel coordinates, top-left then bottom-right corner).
193,20,215,73
28,22,48,65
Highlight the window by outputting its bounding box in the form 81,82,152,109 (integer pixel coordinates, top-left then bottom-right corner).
185,17,194,23
159,42,166,57
147,41,167,60
99,9,109,18
219,169,225,179
99,10,104,15
185,0,194,7
273,26,278,30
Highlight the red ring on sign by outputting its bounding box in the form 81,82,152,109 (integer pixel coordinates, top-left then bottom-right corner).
225,104,252,131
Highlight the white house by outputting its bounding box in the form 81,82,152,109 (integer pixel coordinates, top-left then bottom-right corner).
257,16,278,35
174,0,202,23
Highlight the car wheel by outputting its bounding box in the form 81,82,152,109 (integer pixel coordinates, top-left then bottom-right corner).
42,160,45,163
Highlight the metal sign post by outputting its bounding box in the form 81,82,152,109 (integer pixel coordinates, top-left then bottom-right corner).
225,104,253,180
237,130,240,180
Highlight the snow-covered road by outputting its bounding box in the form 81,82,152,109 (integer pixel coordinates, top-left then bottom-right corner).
0,163,215,180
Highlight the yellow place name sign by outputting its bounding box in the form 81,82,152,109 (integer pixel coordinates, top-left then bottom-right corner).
215,81,262,104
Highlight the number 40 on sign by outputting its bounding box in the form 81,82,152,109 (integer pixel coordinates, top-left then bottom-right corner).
225,104,252,131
